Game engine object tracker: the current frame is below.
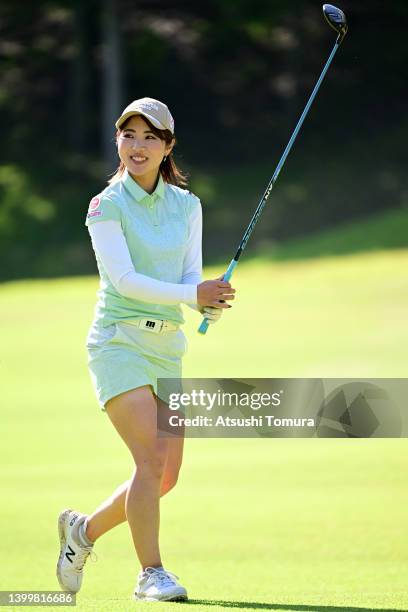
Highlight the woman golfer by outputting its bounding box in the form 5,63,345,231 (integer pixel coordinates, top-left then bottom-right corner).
56,97,236,602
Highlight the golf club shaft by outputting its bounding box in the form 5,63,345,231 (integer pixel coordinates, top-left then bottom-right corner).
198,39,341,335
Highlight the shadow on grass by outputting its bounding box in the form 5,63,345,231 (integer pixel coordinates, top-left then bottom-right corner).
180,601,406,612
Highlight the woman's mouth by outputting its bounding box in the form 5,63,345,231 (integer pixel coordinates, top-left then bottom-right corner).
130,156,148,165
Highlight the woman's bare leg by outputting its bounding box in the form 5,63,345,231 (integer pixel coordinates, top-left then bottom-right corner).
85,396,184,544
97,385,172,569
85,478,131,543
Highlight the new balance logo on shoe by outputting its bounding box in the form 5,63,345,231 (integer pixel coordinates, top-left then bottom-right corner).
65,545,76,564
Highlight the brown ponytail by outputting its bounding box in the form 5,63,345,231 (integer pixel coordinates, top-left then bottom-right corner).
107,116,189,188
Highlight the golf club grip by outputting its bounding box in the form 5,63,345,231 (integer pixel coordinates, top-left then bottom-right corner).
197,317,210,335
197,259,238,335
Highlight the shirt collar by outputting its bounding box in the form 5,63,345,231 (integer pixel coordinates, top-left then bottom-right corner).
121,168,165,204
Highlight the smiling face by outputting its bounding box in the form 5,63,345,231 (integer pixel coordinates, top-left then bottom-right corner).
116,115,174,190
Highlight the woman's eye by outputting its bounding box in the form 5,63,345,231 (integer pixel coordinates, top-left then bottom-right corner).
121,133,157,141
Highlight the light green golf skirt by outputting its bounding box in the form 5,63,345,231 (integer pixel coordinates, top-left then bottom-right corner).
86,319,188,411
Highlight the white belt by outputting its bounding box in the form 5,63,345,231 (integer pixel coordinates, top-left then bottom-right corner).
123,317,179,334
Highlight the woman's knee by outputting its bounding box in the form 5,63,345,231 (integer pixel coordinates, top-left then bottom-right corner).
161,468,180,495
137,452,167,480
105,386,173,481
160,436,184,494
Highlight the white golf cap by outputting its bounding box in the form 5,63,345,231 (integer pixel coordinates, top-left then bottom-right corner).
115,97,175,134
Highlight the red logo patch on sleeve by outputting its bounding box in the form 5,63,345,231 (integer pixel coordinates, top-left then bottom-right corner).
88,197,100,211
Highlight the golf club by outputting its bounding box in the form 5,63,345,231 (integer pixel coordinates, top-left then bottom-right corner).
198,4,348,335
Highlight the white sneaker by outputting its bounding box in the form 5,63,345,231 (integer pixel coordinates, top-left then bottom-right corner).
134,566,188,602
56,509,97,593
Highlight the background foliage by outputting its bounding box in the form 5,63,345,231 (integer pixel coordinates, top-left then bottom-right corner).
0,0,406,280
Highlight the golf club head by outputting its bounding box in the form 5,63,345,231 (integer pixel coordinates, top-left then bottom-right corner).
323,4,348,43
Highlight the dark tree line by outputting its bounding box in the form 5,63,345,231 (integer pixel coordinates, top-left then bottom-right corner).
0,0,407,280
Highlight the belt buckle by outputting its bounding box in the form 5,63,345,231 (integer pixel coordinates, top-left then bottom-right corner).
141,318,162,334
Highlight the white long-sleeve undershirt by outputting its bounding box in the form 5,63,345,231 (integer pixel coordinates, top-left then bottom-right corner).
87,204,202,309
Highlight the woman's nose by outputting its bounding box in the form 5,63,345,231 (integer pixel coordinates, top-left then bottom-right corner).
130,140,145,150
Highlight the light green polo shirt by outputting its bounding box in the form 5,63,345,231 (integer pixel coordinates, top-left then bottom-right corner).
85,169,200,328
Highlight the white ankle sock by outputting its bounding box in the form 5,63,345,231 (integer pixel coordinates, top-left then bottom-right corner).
78,517,94,547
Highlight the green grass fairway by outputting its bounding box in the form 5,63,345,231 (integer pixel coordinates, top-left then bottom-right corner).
1,250,408,611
